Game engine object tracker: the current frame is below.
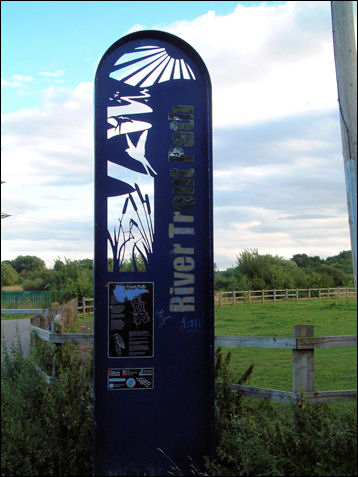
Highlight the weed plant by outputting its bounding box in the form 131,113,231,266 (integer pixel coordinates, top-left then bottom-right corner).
209,347,357,476
1,336,93,476
1,334,356,476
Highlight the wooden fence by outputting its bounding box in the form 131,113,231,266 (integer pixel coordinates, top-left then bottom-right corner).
78,288,356,315
30,314,356,405
30,303,93,385
215,287,356,305
78,297,94,317
216,324,357,405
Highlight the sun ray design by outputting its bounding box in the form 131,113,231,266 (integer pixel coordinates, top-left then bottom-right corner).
109,46,196,87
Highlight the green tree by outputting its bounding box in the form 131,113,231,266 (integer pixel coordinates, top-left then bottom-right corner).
1,261,19,287
216,249,355,291
325,250,353,273
10,256,46,283
214,270,236,291
233,249,303,290
292,251,354,287
48,258,93,303
292,254,322,269
22,268,53,291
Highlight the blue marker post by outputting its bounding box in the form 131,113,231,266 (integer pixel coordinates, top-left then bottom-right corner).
94,30,214,476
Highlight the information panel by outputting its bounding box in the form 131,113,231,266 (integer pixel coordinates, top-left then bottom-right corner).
108,282,154,358
108,368,154,390
94,30,214,476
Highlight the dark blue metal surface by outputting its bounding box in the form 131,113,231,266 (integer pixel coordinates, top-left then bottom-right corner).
94,30,214,476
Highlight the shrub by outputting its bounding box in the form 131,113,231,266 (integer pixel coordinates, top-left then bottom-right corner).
1,261,19,287
1,336,93,476
48,258,93,303
2,341,356,476
207,348,357,476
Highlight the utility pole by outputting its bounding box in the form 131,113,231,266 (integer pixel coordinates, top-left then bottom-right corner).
331,1,357,296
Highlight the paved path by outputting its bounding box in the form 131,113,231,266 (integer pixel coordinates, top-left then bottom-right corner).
1,319,31,357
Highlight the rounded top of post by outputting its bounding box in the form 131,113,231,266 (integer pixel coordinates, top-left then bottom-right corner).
95,29,211,87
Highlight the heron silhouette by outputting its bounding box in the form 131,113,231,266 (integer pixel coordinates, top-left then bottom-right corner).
125,130,157,176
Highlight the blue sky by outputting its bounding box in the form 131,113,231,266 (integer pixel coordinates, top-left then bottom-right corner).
1,1,249,113
1,1,356,269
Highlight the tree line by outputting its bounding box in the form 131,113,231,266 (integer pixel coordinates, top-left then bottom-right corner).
215,249,354,291
1,249,354,303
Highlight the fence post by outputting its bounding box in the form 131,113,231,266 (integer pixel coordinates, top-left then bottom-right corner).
248,290,251,303
219,292,222,306
292,325,314,400
262,289,265,303
296,288,299,301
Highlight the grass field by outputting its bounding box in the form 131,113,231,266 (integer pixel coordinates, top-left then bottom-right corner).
3,297,356,400
1,285,23,291
70,298,357,396
215,298,357,402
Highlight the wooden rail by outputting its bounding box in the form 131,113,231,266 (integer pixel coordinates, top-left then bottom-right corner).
30,325,93,344
30,323,93,385
215,287,356,305
78,297,94,317
29,298,90,384
1,308,49,316
78,288,357,312
215,334,357,349
31,318,356,405
77,288,356,315
216,325,357,405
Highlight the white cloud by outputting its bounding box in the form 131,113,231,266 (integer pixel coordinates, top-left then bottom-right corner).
11,75,35,82
214,204,350,270
159,1,339,127
1,82,94,186
2,79,22,88
126,23,148,34
2,74,36,88
1,1,354,269
40,70,64,77
1,82,95,267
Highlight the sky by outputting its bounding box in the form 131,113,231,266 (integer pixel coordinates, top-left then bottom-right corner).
1,0,357,270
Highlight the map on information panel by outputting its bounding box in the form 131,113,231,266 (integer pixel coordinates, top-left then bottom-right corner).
108,282,153,358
